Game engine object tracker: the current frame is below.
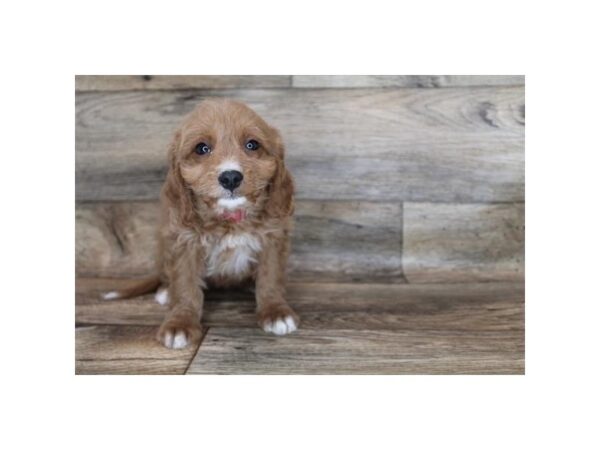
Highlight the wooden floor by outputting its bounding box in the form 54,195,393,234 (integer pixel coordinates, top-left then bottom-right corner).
76,278,524,375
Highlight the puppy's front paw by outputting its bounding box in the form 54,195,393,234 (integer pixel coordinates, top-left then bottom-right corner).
157,313,201,349
258,304,299,336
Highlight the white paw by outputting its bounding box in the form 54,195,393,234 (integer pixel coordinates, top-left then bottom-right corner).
101,291,120,300
154,288,169,305
162,330,188,349
263,316,298,336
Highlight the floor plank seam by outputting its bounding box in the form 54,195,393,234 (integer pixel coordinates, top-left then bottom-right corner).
184,327,208,374
397,201,409,284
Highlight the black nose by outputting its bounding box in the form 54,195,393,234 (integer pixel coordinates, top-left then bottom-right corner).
218,170,243,191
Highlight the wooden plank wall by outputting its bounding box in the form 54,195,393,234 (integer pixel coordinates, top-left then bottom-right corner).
75,75,524,283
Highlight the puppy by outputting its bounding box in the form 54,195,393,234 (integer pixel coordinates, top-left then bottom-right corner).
102,99,299,349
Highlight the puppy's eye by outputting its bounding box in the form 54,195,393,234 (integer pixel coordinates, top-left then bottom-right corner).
245,139,260,151
194,143,211,155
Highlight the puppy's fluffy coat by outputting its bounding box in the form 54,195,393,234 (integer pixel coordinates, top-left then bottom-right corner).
103,99,299,349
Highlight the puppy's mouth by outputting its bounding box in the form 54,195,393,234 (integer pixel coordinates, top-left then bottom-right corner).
216,195,248,223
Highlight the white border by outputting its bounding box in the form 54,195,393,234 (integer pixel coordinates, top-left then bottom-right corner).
2,0,600,448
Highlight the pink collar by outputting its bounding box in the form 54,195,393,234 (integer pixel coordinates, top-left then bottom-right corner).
218,209,247,223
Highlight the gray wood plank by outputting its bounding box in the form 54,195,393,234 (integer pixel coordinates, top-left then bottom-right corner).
76,87,524,202
291,201,402,282
75,325,202,374
403,202,524,283
75,75,291,91
292,75,524,88
76,279,523,333
75,200,403,281
188,328,524,374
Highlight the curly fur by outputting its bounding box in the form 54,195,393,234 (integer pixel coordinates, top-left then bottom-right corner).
102,99,299,348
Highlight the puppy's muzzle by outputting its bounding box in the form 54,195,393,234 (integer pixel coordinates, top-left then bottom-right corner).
218,170,243,192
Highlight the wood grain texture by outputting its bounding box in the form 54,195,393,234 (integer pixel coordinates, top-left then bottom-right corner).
75,200,403,281
76,202,159,277
403,202,524,283
75,75,291,91
188,328,524,374
75,325,202,374
291,201,403,281
76,278,523,333
292,75,524,88
76,87,524,202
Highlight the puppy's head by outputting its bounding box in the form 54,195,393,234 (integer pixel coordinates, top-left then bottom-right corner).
163,99,293,226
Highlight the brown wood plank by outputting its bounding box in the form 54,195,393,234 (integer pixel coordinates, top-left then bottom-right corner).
188,328,524,374
292,75,524,88
75,75,291,91
76,278,523,333
75,200,403,281
403,202,524,283
76,87,524,202
76,202,159,278
75,325,202,375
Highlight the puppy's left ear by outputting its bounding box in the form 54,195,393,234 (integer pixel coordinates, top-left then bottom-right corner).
265,127,295,219
161,129,197,228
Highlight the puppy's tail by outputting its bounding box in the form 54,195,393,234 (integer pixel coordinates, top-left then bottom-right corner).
101,276,161,300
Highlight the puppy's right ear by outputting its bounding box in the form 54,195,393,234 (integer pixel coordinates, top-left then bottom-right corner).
161,130,196,228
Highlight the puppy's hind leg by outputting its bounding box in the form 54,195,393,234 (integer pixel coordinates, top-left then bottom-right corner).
101,276,161,300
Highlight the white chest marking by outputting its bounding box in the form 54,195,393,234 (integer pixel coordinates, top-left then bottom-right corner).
204,232,262,278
